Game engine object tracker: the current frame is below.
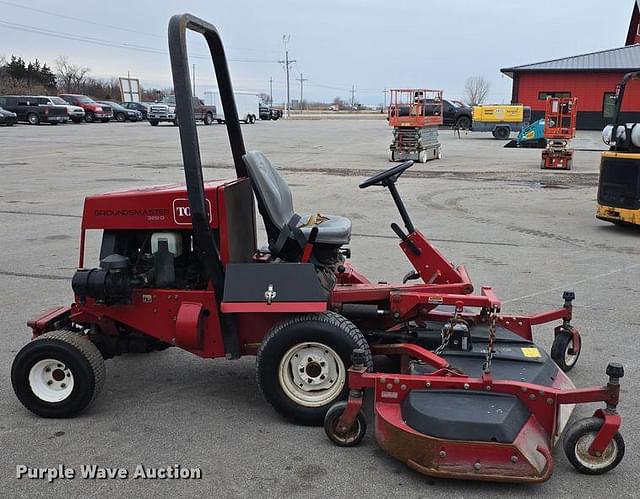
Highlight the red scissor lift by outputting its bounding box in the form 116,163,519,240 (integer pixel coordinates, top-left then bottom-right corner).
541,97,578,170
388,89,443,163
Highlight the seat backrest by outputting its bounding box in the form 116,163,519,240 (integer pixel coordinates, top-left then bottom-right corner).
243,151,295,238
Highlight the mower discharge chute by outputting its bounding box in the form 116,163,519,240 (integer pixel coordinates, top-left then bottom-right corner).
10,13,625,484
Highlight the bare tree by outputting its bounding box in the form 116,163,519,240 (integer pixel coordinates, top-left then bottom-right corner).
55,56,90,93
464,76,491,106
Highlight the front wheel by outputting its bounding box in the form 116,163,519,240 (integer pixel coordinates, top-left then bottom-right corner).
149,120,159,126
256,312,372,425
11,330,105,418
85,112,95,123
494,126,510,140
204,112,214,125
455,115,471,129
324,401,367,447
551,330,580,372
563,417,624,474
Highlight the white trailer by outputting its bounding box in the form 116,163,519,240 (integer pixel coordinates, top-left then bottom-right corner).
204,90,259,124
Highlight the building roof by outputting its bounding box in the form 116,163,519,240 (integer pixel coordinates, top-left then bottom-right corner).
501,44,640,77
626,0,640,45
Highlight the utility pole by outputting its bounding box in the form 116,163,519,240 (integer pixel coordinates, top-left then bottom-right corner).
192,63,196,95
383,88,387,111
350,85,356,109
278,35,296,118
269,77,273,105
296,72,308,110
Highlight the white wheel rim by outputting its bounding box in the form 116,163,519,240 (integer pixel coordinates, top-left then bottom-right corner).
564,339,578,367
28,358,74,403
574,431,618,470
278,342,346,408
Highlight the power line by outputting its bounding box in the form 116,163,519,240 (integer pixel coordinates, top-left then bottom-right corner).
0,0,280,56
0,20,279,64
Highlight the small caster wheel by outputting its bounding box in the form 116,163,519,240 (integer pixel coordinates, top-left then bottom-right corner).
324,401,367,447
563,417,625,475
551,329,580,372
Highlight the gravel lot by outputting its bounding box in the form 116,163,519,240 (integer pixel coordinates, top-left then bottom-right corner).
0,119,638,498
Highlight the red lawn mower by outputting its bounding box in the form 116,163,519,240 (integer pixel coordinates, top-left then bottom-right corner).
11,14,624,483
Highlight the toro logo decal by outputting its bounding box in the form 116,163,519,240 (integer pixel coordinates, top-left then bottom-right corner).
173,198,213,225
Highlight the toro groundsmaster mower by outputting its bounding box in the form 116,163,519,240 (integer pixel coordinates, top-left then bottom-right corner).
11,14,625,484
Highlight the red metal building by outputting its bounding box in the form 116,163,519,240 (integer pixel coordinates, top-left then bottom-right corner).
501,1,640,130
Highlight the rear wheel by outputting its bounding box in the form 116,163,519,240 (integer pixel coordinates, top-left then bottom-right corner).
564,417,624,474
27,113,40,125
11,330,105,418
494,126,510,140
256,312,372,425
116,113,126,122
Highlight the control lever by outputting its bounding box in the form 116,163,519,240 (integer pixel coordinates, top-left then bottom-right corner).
390,223,421,256
301,226,319,263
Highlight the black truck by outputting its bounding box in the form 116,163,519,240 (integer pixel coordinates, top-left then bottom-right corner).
0,95,68,125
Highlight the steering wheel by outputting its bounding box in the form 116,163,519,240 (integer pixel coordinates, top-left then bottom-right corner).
359,160,414,189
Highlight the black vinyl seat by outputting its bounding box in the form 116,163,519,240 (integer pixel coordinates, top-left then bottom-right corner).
243,151,352,251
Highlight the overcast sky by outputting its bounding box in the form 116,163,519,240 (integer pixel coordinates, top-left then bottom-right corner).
0,0,635,104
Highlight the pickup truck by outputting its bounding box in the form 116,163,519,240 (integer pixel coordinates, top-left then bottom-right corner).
59,94,113,123
0,95,68,125
148,96,216,126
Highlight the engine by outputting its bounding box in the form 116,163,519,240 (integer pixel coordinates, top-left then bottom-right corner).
72,230,205,304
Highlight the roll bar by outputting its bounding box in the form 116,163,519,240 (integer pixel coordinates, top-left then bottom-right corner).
611,71,640,149
168,13,243,356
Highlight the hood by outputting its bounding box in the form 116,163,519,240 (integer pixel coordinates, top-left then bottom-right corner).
0,108,16,117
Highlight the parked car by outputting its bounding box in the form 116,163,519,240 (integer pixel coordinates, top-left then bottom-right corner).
259,105,281,121
0,106,17,126
98,101,142,122
148,96,216,126
0,95,68,125
59,94,113,123
442,99,472,129
36,96,85,123
120,101,149,119
147,102,176,126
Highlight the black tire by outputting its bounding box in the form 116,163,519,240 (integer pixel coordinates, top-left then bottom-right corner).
563,417,624,475
217,119,224,124
256,311,372,426
72,118,83,124
100,118,110,123
494,126,510,140
27,113,40,125
551,330,580,372
172,119,179,126
204,112,214,125
50,121,59,125
324,401,367,447
11,330,106,418
455,115,471,129
116,113,126,122
149,120,159,126
85,112,95,123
